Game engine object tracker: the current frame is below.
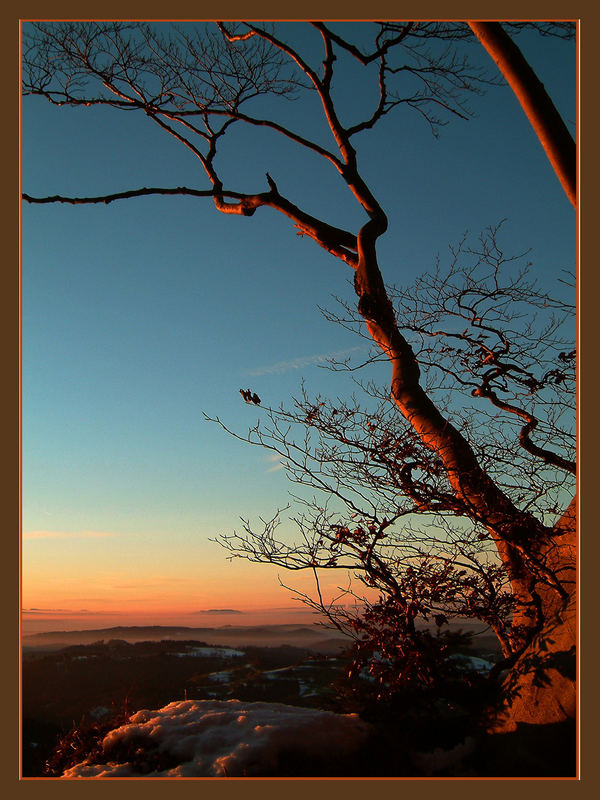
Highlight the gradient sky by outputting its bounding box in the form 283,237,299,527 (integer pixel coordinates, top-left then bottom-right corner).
21,21,576,630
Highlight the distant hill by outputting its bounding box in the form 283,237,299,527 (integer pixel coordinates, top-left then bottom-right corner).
22,624,352,654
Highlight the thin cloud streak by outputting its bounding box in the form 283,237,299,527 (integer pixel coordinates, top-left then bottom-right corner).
266,462,286,473
23,608,106,616
246,347,363,377
265,452,287,473
23,530,118,540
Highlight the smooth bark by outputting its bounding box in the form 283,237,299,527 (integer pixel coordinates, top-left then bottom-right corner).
468,21,576,207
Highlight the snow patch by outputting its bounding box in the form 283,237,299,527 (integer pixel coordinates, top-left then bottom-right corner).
61,699,373,777
298,681,318,697
207,670,234,683
447,654,494,673
169,646,245,658
262,666,293,678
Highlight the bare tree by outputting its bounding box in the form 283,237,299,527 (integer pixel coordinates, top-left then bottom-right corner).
22,20,576,736
210,222,575,694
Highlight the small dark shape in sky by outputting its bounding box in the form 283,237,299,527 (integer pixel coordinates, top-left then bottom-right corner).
240,389,261,405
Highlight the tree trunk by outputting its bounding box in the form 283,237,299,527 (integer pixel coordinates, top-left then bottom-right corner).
490,496,577,732
468,21,576,207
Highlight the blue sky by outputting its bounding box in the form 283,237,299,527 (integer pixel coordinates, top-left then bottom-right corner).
21,22,576,626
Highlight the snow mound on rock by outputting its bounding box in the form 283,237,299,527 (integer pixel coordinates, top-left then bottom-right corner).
62,699,373,777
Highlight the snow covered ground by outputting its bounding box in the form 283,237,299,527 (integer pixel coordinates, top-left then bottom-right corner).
61,699,373,777
447,654,494,673
168,646,245,659
207,669,236,683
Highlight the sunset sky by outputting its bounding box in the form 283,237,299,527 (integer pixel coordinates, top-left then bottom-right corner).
21,22,576,632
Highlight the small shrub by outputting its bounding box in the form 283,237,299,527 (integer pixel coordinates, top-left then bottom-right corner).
43,702,133,777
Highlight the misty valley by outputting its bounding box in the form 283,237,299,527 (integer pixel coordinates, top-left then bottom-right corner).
22,623,513,777
23,632,351,776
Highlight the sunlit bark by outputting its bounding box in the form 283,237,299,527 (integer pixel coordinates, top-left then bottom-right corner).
491,495,576,730
468,21,576,207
